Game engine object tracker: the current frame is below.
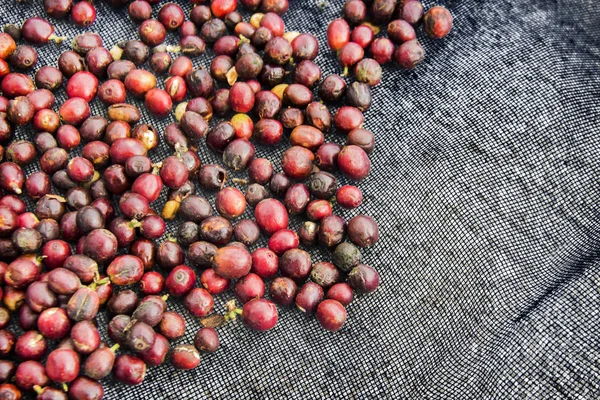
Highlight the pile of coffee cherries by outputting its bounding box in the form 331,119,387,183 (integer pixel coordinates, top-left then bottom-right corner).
329,0,453,73
0,0,454,398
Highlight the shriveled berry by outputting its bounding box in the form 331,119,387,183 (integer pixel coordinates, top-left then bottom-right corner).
6,97,35,126
342,0,367,25
424,6,453,39
86,47,113,79
67,286,100,321
63,254,98,284
103,165,131,195
311,262,341,288
47,268,81,295
223,139,255,171
107,60,136,81
279,107,304,129
319,75,346,103
318,215,346,247
400,1,424,25
235,52,263,80
284,184,310,215
346,82,371,111
283,84,313,108
180,111,209,142
122,40,149,66
156,240,184,271
9,45,38,70
393,39,425,70
107,290,138,315
245,184,269,207
127,321,156,352
348,264,379,293
234,219,260,246
194,328,219,353
291,33,318,61
132,296,166,327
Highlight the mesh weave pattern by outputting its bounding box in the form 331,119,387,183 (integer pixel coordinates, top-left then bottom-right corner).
2,0,600,398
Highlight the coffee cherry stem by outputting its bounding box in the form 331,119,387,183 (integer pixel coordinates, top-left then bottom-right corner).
231,178,248,185
110,343,120,353
128,219,142,229
88,276,109,290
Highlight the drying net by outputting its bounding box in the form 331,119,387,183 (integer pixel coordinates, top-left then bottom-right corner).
2,0,600,398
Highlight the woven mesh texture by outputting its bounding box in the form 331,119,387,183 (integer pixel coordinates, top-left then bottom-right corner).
2,0,600,398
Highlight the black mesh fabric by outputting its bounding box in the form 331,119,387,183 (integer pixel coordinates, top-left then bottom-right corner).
2,0,600,398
